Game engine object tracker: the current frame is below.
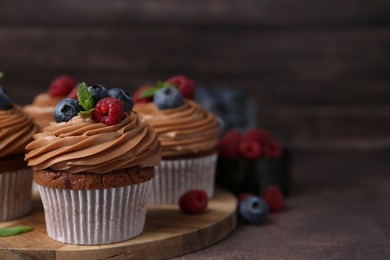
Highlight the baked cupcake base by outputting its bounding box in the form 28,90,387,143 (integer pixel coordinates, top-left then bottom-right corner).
149,152,217,204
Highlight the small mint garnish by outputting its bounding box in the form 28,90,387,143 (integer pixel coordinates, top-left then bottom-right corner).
77,82,95,117
0,226,33,237
0,72,3,80
139,81,175,99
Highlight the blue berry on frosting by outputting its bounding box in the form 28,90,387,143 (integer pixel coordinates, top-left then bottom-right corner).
87,85,108,103
53,98,83,123
0,87,12,110
108,88,134,112
153,86,183,110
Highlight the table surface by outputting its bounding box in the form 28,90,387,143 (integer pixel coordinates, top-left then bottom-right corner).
175,151,390,259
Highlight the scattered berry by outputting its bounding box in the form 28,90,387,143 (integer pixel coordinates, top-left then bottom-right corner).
133,84,154,104
68,86,79,99
166,75,195,99
108,88,134,112
88,85,109,103
179,189,208,214
53,98,82,123
154,86,183,110
264,140,283,158
239,140,262,159
0,87,12,110
217,138,240,158
243,129,272,144
224,130,242,144
239,196,268,225
49,75,76,97
92,97,125,126
262,186,285,212
238,193,255,203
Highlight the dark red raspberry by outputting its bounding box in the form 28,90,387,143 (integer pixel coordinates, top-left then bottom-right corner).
49,75,76,97
262,186,285,212
239,139,262,159
133,84,154,104
67,86,79,99
166,75,195,99
224,130,242,143
179,189,208,214
217,138,240,158
243,129,272,144
264,140,283,158
238,193,255,203
92,97,125,126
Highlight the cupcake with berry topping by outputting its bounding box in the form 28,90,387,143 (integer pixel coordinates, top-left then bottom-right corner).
23,75,77,130
133,75,220,204
25,83,161,245
0,84,39,221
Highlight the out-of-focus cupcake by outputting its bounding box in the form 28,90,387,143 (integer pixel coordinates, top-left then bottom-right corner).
25,83,161,245
23,75,76,130
133,75,220,204
0,87,39,221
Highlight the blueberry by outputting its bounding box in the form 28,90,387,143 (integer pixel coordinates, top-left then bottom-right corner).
154,86,183,110
0,87,12,110
53,98,83,123
239,196,268,225
108,88,134,112
88,85,108,103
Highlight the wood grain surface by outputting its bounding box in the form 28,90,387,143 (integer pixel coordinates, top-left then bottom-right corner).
0,188,237,260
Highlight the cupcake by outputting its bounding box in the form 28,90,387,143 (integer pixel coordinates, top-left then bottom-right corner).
25,83,161,245
0,87,39,221
133,75,220,204
23,75,76,130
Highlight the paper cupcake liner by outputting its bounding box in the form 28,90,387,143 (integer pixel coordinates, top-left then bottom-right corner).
37,180,151,245
0,168,33,222
149,153,217,204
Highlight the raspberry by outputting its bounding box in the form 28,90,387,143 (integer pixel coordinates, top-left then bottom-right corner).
68,86,79,99
92,97,125,126
49,75,76,97
264,140,283,158
217,138,239,158
239,139,262,159
166,75,195,99
224,130,242,143
243,129,272,144
238,193,255,203
262,186,285,212
133,84,154,104
179,189,208,214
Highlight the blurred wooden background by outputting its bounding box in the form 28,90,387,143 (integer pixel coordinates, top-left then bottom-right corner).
0,0,389,151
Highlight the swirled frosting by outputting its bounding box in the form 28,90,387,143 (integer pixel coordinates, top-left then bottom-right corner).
134,100,219,158
0,105,39,158
23,93,63,130
25,111,161,174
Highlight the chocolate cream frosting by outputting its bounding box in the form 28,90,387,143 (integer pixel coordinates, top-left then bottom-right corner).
0,105,39,158
134,100,220,158
25,111,161,174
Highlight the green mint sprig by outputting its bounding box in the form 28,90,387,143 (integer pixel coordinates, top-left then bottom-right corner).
77,82,94,117
0,226,33,237
0,71,4,80
139,81,175,99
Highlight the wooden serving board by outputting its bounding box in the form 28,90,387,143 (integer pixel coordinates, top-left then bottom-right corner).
0,188,237,260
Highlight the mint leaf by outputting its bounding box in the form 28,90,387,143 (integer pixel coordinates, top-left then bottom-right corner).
77,82,94,111
156,81,174,89
0,226,33,237
0,72,3,80
78,108,94,117
139,87,159,99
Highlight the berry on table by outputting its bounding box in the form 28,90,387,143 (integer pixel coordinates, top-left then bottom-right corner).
166,75,195,99
179,189,208,215
133,84,154,104
49,75,76,97
239,196,268,225
108,88,134,112
92,97,125,126
88,85,109,103
53,98,82,123
154,86,183,110
262,186,285,212
0,87,12,110
239,139,262,159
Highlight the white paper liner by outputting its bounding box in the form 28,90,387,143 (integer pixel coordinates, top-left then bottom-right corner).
37,180,151,245
0,168,33,222
149,153,217,204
